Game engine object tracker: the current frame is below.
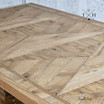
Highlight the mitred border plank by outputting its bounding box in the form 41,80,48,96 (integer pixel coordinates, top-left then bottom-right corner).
0,73,50,104
28,3,104,27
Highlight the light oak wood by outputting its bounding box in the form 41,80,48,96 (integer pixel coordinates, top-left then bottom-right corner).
0,3,104,104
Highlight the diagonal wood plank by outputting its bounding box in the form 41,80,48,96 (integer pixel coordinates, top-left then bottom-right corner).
59,79,104,104
60,41,104,94
0,31,103,61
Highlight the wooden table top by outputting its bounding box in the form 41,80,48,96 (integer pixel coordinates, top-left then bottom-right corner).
0,3,104,104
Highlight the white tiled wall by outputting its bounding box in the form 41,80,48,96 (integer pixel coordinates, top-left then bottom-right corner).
0,0,104,22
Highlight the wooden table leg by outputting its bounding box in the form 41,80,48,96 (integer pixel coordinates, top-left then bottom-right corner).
0,88,6,103
0,88,23,104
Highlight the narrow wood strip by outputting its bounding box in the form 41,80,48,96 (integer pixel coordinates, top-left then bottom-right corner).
0,35,30,57
0,17,56,31
90,40,104,58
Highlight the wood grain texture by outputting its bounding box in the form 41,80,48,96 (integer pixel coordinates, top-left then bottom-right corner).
0,3,104,104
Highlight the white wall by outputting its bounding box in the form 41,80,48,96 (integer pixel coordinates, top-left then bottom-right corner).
0,0,104,22
26,0,80,15
0,0,22,8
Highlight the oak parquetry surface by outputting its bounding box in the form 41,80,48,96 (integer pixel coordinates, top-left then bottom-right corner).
0,3,104,104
